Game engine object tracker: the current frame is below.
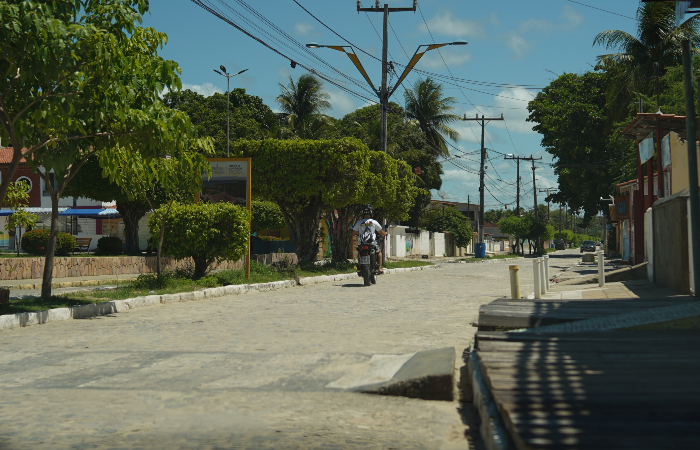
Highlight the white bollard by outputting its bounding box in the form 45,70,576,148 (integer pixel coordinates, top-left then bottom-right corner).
598,250,606,287
533,259,542,299
544,255,550,290
539,257,547,295
509,265,521,299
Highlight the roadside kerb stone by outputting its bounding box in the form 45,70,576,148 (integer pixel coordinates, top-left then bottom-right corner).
0,265,441,332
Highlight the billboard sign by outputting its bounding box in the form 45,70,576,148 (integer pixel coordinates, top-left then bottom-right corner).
201,158,251,208
638,132,654,164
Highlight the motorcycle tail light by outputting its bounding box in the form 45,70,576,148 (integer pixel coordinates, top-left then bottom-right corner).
362,246,368,250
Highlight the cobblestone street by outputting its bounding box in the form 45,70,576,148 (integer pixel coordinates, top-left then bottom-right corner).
0,254,580,450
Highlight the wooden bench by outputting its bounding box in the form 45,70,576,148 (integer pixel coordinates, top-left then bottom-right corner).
74,238,92,253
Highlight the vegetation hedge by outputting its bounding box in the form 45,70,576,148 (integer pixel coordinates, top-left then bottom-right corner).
21,230,76,256
96,236,123,255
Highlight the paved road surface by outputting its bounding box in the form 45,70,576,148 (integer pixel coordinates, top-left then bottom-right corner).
0,252,580,450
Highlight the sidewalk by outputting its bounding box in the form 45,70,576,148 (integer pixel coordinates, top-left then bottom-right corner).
539,278,688,300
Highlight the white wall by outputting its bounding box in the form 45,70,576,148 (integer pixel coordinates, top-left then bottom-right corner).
389,225,406,258
430,232,445,257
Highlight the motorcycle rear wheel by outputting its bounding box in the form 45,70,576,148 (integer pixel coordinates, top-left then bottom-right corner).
362,265,371,286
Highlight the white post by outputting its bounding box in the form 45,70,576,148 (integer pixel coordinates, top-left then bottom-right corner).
533,259,542,299
509,265,521,299
539,257,547,295
598,250,606,287
543,255,550,290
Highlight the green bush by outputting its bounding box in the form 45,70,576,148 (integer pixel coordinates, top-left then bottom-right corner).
21,230,76,256
421,205,474,248
96,236,123,255
150,202,250,279
251,201,286,232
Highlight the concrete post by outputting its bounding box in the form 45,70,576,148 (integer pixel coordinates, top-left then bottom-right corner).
543,255,550,290
598,250,606,287
509,265,521,300
533,259,542,300
539,257,547,295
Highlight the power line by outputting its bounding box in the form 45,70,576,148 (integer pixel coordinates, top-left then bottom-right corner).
566,0,637,21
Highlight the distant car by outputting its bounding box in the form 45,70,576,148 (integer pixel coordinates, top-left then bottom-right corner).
553,239,567,250
580,240,596,253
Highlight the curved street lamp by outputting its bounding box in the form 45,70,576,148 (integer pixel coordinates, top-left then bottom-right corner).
213,66,249,157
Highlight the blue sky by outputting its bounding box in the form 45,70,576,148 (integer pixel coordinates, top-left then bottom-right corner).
142,0,640,210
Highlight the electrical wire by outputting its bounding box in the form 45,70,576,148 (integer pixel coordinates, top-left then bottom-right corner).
566,0,637,21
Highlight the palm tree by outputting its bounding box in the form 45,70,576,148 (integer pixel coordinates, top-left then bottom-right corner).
276,74,331,138
593,1,700,101
403,77,460,157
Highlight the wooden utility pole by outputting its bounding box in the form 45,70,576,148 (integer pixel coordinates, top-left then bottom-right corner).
463,113,504,243
538,187,557,222
358,1,416,153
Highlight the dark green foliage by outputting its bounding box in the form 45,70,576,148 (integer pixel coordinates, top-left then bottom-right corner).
96,237,123,255
421,205,474,248
251,201,286,232
163,88,277,155
527,71,618,222
21,230,75,256
150,202,250,279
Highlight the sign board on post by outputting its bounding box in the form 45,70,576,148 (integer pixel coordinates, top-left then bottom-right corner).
200,158,252,279
639,132,655,164
615,196,629,221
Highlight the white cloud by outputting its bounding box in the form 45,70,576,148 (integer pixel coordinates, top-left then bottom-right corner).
421,9,485,39
561,5,584,28
294,22,314,36
327,89,359,119
418,48,472,70
181,82,223,97
459,87,537,135
505,32,533,59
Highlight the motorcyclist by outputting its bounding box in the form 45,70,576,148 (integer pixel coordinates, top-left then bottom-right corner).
352,204,387,274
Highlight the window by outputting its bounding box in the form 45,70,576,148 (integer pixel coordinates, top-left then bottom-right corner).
43,173,57,196
15,176,32,193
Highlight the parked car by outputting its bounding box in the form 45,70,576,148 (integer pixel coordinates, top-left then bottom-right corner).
553,239,567,250
580,240,596,253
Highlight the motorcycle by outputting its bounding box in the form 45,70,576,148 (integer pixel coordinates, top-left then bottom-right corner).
356,242,380,286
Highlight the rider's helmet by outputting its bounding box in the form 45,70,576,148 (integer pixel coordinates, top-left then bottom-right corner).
361,204,374,217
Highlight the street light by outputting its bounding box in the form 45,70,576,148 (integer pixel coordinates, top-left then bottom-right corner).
213,66,249,157
306,40,467,152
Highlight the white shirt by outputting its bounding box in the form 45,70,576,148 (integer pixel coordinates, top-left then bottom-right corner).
353,218,383,244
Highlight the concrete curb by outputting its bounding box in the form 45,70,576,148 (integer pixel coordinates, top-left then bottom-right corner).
357,347,456,401
0,264,441,332
466,348,515,450
446,257,525,265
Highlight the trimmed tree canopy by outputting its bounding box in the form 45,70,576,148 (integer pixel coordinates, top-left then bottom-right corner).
150,202,250,279
421,205,473,248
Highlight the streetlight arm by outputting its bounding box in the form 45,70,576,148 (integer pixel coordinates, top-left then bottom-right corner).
323,46,378,94
389,43,461,97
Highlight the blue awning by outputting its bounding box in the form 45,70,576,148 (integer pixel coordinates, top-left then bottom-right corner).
0,207,68,216
58,209,121,218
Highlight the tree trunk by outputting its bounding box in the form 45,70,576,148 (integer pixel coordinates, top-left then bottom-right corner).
280,198,323,263
41,192,60,299
193,257,209,279
156,217,165,277
116,200,147,254
328,205,360,265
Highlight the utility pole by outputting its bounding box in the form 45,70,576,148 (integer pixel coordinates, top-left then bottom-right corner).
358,1,417,153
538,187,557,222
213,66,249,157
463,113,504,243
504,154,522,217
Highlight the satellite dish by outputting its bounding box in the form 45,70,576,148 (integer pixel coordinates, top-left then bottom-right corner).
437,190,449,200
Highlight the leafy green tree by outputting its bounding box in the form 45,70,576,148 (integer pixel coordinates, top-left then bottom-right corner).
234,138,379,262
277,74,332,139
2,180,37,256
498,216,530,255
527,71,617,222
404,77,460,157
325,151,419,264
63,157,149,254
100,146,213,276
150,202,250,279
1,0,197,299
163,88,278,155
251,201,286,233
421,205,473,248
484,208,513,224
593,1,700,104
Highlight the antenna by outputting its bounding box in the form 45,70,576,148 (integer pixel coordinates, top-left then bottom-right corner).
437,190,449,200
